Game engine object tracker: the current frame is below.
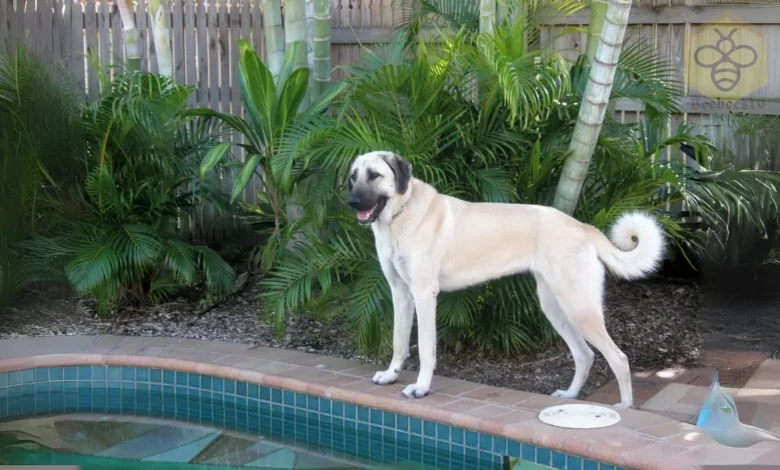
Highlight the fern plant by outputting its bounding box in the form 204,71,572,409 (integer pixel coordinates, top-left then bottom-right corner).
20,70,236,316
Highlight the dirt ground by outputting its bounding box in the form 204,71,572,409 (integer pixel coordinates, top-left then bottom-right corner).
0,268,703,398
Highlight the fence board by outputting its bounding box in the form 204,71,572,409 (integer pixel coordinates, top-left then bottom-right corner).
98,0,110,87
40,0,53,57
172,0,184,83
136,0,148,71
85,0,98,96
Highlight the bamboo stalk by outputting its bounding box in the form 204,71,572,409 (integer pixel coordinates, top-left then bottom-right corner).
310,0,331,100
148,0,173,76
116,0,140,71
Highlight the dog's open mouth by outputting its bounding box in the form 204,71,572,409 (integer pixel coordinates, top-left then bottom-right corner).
357,205,378,224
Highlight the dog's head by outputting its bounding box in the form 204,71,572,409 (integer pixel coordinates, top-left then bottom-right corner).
347,151,413,225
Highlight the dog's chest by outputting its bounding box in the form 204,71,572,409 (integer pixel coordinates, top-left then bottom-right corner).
373,228,413,281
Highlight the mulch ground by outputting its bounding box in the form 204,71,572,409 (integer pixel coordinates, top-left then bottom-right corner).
0,271,702,398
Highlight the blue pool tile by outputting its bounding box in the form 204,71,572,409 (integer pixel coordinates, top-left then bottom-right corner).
344,403,356,419
410,434,422,445
423,420,436,437
198,375,210,390
319,397,331,413
601,464,615,470
282,390,294,405
536,447,551,466
163,370,175,384
270,388,281,404
92,366,107,380
34,368,49,382
212,377,224,392
451,444,464,456
136,368,149,381
551,451,567,469
451,427,464,444
9,371,23,386
397,431,409,442
465,430,478,448
107,367,121,381
8,386,21,397
259,385,270,401
78,366,91,380
410,417,422,434
522,443,536,461
370,408,383,425
224,379,235,394
48,368,63,381
22,369,34,384
567,455,583,470
237,381,247,396
479,434,492,451
187,373,200,387
150,369,162,382
493,437,507,455
358,405,370,422
308,395,319,411
0,372,7,387
176,371,188,386
583,459,599,470
122,367,135,381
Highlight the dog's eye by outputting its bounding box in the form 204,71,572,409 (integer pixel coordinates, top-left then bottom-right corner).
368,171,381,181
350,172,357,181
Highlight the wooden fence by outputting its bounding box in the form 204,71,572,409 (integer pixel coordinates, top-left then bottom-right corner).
1,0,779,241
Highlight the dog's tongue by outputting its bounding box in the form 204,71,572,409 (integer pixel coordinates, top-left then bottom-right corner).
357,209,373,221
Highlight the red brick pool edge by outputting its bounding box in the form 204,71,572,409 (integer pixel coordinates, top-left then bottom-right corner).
0,335,777,469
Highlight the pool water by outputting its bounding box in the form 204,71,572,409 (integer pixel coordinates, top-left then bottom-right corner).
0,390,504,470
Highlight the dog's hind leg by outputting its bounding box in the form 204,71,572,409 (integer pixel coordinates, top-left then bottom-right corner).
373,282,415,386
535,276,594,400
550,270,634,409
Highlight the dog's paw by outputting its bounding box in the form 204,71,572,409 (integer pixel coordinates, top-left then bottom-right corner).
551,389,578,399
401,384,429,399
372,370,398,385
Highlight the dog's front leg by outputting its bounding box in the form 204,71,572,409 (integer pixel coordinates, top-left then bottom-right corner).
402,285,438,399
373,282,414,386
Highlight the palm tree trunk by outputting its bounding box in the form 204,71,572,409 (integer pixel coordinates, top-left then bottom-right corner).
263,0,285,79
310,0,331,100
552,0,632,215
116,0,141,71
148,0,173,76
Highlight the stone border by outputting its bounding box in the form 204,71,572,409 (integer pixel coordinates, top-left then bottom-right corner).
0,336,775,469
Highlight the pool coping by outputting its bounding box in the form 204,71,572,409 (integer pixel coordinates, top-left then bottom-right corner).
0,335,776,469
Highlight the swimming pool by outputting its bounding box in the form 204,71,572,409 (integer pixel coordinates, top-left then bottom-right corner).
0,365,624,470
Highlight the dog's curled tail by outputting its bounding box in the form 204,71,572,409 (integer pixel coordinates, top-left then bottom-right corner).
589,212,666,280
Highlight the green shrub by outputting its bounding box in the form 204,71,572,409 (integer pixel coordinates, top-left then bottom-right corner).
0,44,83,312
21,70,236,315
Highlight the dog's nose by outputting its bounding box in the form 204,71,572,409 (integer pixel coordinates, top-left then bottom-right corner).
347,194,361,209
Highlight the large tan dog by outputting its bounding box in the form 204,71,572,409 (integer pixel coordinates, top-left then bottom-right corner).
347,151,665,408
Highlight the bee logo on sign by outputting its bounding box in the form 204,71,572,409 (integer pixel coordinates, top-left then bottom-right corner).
687,14,768,100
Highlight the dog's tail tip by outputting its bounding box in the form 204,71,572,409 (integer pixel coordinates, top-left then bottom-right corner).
605,212,666,280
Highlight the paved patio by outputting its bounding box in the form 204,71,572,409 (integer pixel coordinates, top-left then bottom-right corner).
588,355,780,437
0,335,778,469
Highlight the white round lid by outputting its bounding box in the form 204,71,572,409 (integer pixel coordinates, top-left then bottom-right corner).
538,404,621,429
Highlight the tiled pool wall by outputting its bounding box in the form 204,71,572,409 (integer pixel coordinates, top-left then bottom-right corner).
0,366,629,470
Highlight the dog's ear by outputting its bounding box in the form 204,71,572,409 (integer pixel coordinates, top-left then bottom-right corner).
382,153,413,194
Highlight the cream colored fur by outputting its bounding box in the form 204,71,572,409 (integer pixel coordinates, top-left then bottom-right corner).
349,151,666,408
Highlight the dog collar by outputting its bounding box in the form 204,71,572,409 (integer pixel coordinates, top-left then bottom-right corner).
392,201,408,221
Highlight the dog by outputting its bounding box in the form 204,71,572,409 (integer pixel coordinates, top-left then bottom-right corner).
347,151,665,408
